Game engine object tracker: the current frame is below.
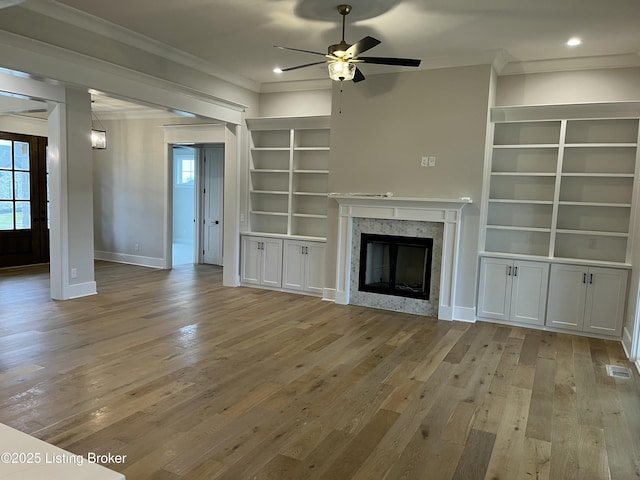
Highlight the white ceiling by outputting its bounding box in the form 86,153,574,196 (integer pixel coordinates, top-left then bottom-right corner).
1,0,639,118
48,0,640,86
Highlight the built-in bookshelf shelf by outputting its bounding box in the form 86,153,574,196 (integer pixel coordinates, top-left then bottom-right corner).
484,112,640,264
246,116,330,239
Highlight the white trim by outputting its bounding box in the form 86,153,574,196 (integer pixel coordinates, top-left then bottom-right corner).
162,123,241,287
0,29,246,124
65,281,98,299
500,53,640,76
94,251,166,269
491,102,640,123
623,326,633,357
332,196,472,321
0,69,64,103
323,288,336,302
22,0,260,93
453,306,477,323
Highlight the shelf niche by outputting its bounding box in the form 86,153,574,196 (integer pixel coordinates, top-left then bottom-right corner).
246,116,330,240
484,111,639,266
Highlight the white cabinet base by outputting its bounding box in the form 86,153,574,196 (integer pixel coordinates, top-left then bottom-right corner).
547,264,628,337
477,257,548,326
477,256,628,339
241,235,325,297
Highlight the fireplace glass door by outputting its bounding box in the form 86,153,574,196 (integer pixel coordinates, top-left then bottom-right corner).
359,233,433,300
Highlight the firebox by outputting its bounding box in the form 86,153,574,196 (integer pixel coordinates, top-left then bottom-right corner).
358,233,433,300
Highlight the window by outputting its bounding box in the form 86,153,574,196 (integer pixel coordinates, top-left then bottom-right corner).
0,139,31,230
173,147,196,185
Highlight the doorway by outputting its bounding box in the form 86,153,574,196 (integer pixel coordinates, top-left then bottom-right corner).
0,132,49,268
172,146,196,265
171,144,224,267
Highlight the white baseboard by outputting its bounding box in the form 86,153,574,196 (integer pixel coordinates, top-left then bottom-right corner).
95,250,166,269
453,306,476,323
335,290,348,305
322,288,336,302
67,281,97,299
622,326,633,359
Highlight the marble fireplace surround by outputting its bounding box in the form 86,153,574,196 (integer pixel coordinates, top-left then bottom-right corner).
331,195,472,321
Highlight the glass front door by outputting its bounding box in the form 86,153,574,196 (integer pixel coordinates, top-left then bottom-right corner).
0,132,49,267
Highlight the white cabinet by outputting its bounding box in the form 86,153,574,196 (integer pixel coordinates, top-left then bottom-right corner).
246,116,329,240
282,240,325,294
477,257,549,326
240,235,282,288
546,264,628,336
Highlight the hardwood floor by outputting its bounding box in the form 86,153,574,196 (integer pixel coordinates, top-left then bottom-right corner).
1,261,640,479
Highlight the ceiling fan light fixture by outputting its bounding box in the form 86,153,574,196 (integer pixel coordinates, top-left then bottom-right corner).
328,61,356,82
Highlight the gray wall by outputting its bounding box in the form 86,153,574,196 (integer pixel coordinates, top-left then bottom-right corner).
93,117,200,260
497,67,640,106
327,65,493,310
259,89,332,117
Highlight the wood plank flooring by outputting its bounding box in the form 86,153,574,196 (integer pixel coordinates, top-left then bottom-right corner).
1,261,640,479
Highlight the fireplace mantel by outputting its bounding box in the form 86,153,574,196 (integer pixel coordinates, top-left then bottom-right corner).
331,195,472,320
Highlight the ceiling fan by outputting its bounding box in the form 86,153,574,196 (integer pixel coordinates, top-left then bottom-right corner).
275,4,421,83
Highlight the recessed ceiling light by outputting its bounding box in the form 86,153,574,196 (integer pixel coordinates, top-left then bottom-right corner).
567,37,582,46
273,67,283,74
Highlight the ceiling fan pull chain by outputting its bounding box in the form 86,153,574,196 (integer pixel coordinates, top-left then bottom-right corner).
339,82,344,114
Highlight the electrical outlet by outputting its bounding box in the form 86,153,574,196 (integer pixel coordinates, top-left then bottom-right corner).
135,243,140,252
71,268,77,279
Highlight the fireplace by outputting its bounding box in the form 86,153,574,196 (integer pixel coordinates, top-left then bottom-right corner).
331,194,472,320
359,233,433,300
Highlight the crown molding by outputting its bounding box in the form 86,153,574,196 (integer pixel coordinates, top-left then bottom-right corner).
21,0,261,93
501,53,640,76
0,29,247,123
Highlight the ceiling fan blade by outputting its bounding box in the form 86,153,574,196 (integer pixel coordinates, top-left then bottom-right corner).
358,56,422,67
280,61,327,72
274,45,326,57
345,36,381,58
353,67,366,83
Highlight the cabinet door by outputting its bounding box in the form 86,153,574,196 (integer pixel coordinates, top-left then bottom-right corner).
282,240,305,291
261,237,283,288
304,242,325,295
240,236,262,285
583,267,628,336
477,257,512,321
546,264,587,331
510,261,549,326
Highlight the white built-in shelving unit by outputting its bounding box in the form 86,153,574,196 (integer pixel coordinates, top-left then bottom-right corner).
478,103,640,337
242,116,330,296
246,116,330,240
485,111,640,265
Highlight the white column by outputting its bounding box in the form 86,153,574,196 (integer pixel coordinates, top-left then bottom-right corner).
48,87,96,299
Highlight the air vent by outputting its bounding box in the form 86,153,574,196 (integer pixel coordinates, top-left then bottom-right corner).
606,365,632,379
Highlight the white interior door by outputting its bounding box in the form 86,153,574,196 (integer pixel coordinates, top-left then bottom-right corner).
202,145,224,265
